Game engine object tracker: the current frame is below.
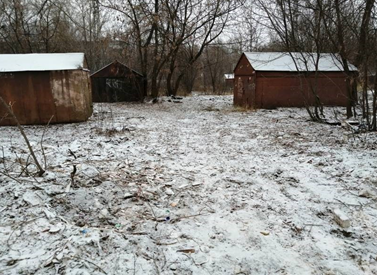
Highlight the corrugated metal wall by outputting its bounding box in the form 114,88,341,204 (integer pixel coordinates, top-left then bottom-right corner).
234,54,351,108
0,70,92,126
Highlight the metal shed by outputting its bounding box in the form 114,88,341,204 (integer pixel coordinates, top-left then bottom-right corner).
0,53,92,126
224,73,234,85
91,61,145,102
233,52,358,108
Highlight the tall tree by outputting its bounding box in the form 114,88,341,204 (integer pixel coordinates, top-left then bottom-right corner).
104,0,243,97
0,0,72,53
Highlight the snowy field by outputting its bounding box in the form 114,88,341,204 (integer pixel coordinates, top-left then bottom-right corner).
0,95,377,275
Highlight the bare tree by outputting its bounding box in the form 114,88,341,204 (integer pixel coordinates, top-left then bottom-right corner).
256,0,377,127
162,0,243,96
230,1,263,53
202,44,234,94
0,0,71,53
320,0,376,123
257,0,329,122
103,0,243,97
60,0,111,70
102,0,159,98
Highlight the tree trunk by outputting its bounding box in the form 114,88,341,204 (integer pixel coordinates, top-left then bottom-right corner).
334,0,353,118
372,61,377,131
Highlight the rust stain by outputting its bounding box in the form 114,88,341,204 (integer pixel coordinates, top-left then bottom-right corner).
233,54,354,109
0,70,92,126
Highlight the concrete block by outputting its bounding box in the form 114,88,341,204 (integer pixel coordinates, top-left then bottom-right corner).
333,209,351,228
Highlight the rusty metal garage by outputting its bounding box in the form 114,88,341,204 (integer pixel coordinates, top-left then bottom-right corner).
233,52,358,109
91,61,145,103
0,53,92,126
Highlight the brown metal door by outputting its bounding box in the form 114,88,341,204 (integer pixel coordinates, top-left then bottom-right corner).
236,77,244,106
245,75,256,108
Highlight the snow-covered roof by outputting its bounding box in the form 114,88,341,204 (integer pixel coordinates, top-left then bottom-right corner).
90,60,143,77
244,52,358,72
224,73,234,79
0,53,86,72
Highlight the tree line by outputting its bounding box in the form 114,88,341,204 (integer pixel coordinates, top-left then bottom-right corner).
1,0,376,129
0,0,244,96
257,0,376,129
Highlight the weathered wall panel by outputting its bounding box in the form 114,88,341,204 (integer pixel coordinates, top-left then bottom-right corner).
233,54,255,107
0,70,92,126
50,70,92,122
234,67,352,108
256,72,349,108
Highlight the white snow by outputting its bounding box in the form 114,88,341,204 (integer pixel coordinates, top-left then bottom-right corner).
0,95,376,274
0,53,86,72
244,52,358,72
224,73,234,79
333,209,351,228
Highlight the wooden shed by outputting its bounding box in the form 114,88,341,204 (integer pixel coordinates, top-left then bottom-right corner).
91,61,145,102
234,52,358,108
0,53,92,126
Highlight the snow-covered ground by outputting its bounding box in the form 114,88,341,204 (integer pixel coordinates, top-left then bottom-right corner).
0,95,376,275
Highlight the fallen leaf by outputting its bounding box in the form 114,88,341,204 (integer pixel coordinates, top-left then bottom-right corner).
177,249,195,254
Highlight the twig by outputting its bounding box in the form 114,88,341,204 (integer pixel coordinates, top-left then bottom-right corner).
0,96,45,176
144,192,160,230
0,170,24,184
133,254,137,275
303,223,323,227
68,149,77,159
40,115,54,170
125,116,145,120
15,152,32,177
0,170,44,190
7,216,44,246
1,146,7,171
181,252,208,267
153,258,161,275
71,256,108,274
66,149,77,190
70,165,77,186
124,232,148,236
335,198,363,209
171,212,211,223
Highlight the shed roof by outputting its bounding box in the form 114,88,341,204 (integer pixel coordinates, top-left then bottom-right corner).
90,60,143,78
0,53,86,72
243,52,358,72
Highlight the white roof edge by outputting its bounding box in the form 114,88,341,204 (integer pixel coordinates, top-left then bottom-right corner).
243,52,358,72
224,73,234,79
90,60,144,77
0,53,86,72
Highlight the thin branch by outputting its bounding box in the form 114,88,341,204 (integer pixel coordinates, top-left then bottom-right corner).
0,96,45,176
